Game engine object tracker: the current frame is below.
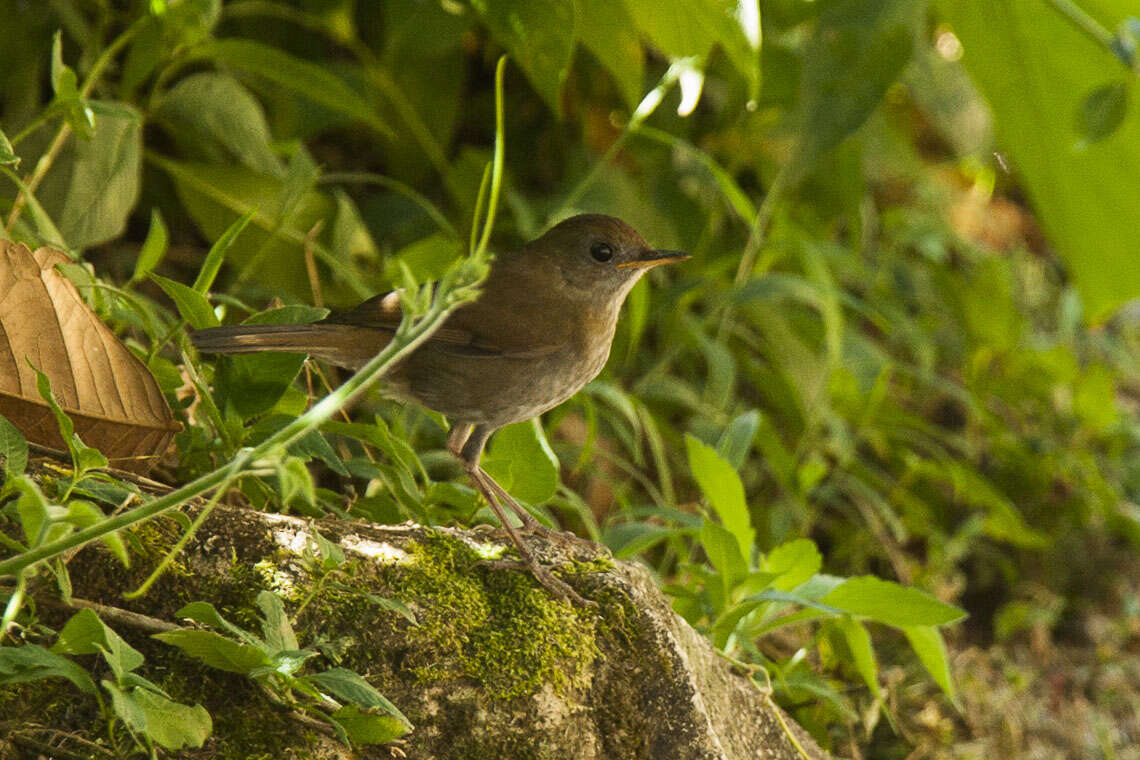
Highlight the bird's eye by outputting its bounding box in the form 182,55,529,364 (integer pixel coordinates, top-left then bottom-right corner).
590,242,614,262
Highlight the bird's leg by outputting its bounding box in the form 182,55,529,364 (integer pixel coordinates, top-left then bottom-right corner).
447,424,593,606
445,424,541,529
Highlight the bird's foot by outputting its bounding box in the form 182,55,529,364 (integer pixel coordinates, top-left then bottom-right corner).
482,555,597,608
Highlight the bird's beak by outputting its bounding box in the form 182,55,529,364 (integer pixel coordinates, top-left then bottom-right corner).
616,249,690,270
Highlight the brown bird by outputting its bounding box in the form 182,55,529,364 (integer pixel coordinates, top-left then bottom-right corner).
192,214,687,603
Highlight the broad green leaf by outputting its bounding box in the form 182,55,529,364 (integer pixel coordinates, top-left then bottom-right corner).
941,0,1140,321
0,644,96,694
834,616,880,698
483,419,560,505
132,688,212,749
104,681,148,734
902,625,958,705
821,576,966,627
577,0,646,109
0,413,28,478
306,668,412,727
132,208,168,283
152,274,219,329
37,106,142,248
153,629,270,673
685,434,755,561
256,590,298,653
154,72,283,176
16,480,49,545
329,703,411,745
764,538,822,592
383,233,463,285
53,609,144,677
470,0,576,113
192,39,393,137
793,0,920,175
1077,81,1129,142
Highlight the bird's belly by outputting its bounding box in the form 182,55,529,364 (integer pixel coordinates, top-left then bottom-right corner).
395,341,610,427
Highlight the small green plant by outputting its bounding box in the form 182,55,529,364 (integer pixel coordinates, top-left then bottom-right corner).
1,608,211,754
155,589,411,746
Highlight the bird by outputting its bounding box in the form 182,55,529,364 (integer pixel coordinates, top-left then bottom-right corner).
191,213,687,604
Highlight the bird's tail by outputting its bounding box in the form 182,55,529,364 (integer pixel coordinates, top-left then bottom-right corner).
190,324,388,370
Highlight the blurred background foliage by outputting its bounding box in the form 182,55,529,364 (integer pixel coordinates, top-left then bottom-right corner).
4,0,1140,756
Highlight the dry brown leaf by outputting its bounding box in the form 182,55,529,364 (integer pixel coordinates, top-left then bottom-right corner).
0,240,179,473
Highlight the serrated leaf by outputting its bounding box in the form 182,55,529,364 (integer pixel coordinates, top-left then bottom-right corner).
153,629,269,673
131,687,212,749
0,644,96,694
53,609,144,678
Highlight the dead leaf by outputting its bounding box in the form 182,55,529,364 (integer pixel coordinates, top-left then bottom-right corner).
0,240,179,473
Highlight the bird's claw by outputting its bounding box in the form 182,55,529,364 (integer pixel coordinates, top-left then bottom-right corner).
480,557,597,608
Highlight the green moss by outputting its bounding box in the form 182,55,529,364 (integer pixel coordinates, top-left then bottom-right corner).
394,531,601,700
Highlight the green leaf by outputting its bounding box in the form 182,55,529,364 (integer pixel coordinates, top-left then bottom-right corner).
482,419,560,505
941,0,1140,321
902,625,959,706
821,576,967,627
700,518,747,595
329,703,411,745
152,274,219,329
793,0,920,175
173,601,259,644
37,105,142,248
383,233,463,285
153,629,270,673
131,687,212,750
764,538,822,592
834,616,880,698
0,644,96,694
685,434,755,561
132,208,168,283
64,500,129,566
716,410,759,470
193,209,254,294
308,669,412,729
53,609,144,677
0,127,17,167
192,39,394,138
15,479,50,546
576,0,646,109
469,0,577,113
256,591,298,653
0,417,28,476
1077,81,1129,142
153,72,283,176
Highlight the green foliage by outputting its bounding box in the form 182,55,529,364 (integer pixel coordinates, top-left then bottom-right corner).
3,0,1140,754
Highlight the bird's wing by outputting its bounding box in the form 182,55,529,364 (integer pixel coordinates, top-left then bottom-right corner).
328,291,562,359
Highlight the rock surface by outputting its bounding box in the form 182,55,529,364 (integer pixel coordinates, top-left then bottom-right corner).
2,504,827,760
